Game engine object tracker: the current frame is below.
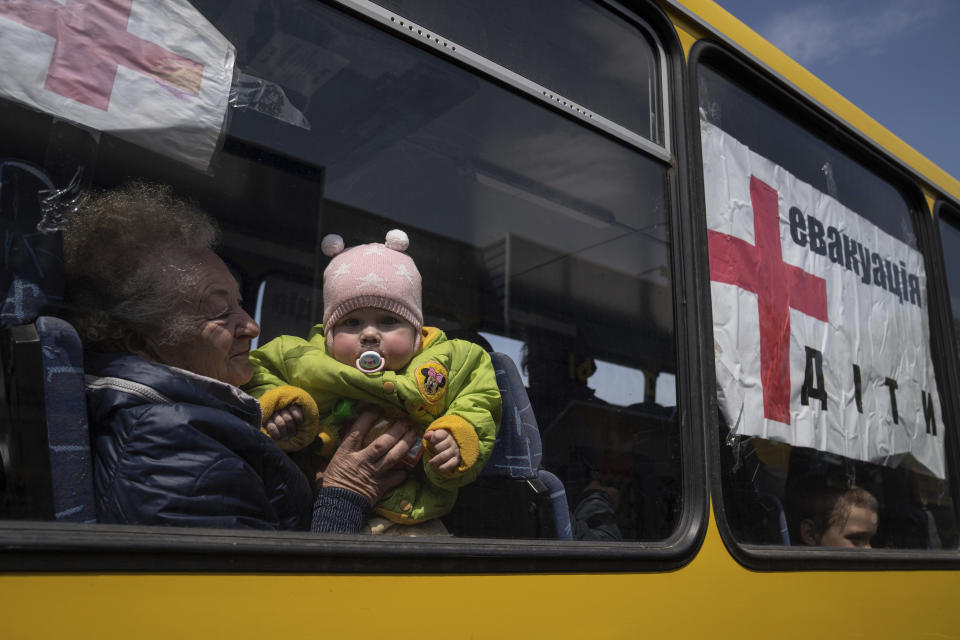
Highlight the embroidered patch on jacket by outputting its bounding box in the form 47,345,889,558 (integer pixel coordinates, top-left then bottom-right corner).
415,361,448,405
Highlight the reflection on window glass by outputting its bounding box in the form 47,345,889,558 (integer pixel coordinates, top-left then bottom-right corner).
656,372,677,407
699,61,957,550
591,360,645,406
479,333,665,408
0,0,681,543
372,0,660,141
479,331,527,385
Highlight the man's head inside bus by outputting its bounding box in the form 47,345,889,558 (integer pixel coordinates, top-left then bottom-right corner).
789,477,879,548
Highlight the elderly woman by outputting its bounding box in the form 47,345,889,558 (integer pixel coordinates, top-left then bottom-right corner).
62,182,417,531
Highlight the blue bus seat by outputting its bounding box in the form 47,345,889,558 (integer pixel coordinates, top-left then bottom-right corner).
35,316,95,523
0,159,95,522
443,352,572,539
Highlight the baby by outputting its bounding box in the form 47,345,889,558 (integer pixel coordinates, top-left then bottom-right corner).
245,230,501,528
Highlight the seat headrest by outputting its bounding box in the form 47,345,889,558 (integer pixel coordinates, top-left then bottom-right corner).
0,159,63,327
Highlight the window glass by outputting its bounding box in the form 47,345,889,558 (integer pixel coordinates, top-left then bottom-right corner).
370,0,661,142
698,61,956,549
0,0,680,544
939,205,960,362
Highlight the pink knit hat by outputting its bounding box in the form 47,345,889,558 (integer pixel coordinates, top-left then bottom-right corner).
321,229,422,332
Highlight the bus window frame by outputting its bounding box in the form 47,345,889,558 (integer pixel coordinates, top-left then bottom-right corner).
690,40,960,570
933,198,960,397
331,0,673,160
934,199,960,321
0,0,709,574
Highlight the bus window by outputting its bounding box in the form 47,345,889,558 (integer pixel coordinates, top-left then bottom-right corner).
696,54,957,550
938,204,960,362
0,0,683,545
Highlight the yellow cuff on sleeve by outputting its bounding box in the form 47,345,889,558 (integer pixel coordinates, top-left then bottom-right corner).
258,385,320,452
425,414,480,476
316,425,338,457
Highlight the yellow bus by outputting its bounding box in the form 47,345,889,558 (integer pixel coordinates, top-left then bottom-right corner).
1,0,959,636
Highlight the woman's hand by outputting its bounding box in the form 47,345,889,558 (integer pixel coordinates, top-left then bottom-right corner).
319,408,420,504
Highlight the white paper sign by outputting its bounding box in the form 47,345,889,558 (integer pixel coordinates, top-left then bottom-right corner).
0,0,235,171
702,119,945,479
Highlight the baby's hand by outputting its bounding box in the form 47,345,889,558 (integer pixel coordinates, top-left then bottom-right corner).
424,429,461,473
263,404,304,441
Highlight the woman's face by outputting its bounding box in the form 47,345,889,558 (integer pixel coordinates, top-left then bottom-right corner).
153,250,260,386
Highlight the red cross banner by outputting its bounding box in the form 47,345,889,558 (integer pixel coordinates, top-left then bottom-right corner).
702,120,945,479
0,0,235,171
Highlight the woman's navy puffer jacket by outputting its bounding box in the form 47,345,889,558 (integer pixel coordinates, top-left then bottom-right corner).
85,352,313,530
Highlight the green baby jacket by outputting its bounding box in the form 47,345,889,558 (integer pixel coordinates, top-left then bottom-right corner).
245,325,501,524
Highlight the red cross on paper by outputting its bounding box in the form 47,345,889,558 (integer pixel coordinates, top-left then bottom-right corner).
708,175,828,424
0,0,203,111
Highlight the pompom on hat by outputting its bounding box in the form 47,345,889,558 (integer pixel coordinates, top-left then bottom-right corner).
321,229,422,332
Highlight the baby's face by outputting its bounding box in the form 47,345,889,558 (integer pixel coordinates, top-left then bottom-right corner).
329,308,417,371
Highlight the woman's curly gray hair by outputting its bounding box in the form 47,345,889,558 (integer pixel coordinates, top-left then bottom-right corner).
61,182,220,353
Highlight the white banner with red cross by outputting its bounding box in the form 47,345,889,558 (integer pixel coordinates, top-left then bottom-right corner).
702,119,945,479
0,0,235,171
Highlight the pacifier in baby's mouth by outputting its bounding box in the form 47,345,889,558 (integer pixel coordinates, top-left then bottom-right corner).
356,350,385,373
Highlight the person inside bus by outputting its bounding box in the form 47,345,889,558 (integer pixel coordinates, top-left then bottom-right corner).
787,476,879,548
520,333,627,540
61,182,420,532
522,332,605,437
571,480,622,541
245,230,501,535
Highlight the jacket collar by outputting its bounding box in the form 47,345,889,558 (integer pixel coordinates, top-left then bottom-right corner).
86,352,261,426
418,326,444,352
